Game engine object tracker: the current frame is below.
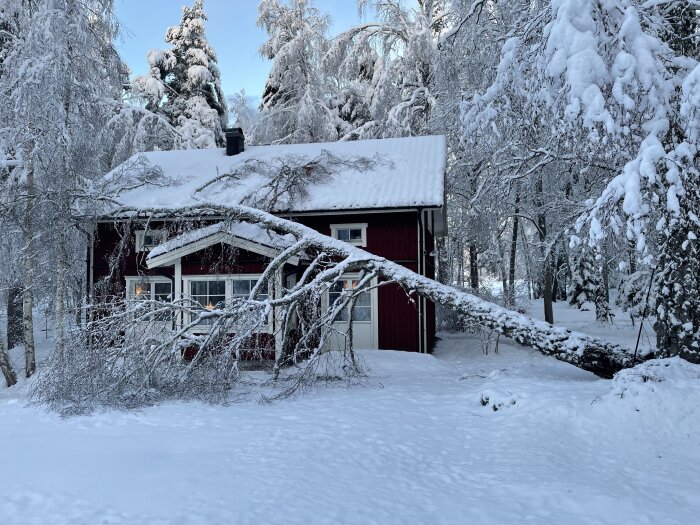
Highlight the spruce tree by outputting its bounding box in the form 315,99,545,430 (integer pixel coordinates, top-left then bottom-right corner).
326,45,376,140
654,159,700,362
569,248,597,310
132,0,227,148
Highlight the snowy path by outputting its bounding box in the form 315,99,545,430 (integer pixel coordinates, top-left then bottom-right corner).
1,335,698,525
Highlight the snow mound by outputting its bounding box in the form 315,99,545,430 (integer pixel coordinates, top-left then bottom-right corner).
478,389,518,411
609,357,700,399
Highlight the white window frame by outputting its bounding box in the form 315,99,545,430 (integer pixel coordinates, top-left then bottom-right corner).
125,276,174,325
135,229,168,252
325,274,376,325
330,223,368,247
125,276,173,301
182,274,271,333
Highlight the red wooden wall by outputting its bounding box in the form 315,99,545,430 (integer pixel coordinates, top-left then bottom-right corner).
92,209,438,353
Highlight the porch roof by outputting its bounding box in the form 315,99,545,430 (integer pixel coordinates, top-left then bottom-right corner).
146,221,301,268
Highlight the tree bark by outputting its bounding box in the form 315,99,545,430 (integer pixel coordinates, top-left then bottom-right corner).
536,175,554,324
542,256,554,324
54,226,67,356
0,332,17,387
7,285,24,349
469,244,479,290
520,222,533,300
507,211,519,307
456,239,464,287
23,156,36,378
435,236,449,284
595,244,612,323
537,212,554,324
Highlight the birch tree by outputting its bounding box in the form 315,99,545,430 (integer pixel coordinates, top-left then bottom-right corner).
253,0,336,144
0,0,130,377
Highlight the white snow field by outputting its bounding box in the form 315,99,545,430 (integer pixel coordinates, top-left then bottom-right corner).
1,305,699,525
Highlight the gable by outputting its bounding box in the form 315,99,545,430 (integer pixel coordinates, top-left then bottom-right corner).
146,222,302,268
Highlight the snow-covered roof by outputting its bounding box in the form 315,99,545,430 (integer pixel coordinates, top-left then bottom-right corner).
146,221,300,268
104,135,446,214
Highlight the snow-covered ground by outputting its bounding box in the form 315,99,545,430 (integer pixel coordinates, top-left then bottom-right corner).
1,304,698,525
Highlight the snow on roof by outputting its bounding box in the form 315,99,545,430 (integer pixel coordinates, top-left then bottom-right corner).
104,135,446,214
148,221,296,261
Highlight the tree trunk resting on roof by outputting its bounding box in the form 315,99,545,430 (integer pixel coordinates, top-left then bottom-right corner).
104,203,651,379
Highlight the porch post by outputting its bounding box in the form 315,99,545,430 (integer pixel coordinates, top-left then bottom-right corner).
174,258,182,330
273,266,284,359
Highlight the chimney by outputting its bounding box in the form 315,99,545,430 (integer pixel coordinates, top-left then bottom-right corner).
225,127,245,156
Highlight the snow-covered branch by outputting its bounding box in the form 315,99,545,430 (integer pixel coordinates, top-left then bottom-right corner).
98,202,650,379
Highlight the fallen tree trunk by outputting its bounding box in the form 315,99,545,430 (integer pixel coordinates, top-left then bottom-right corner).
104,203,651,379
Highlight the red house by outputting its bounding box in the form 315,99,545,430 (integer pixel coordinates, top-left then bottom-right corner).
91,132,447,354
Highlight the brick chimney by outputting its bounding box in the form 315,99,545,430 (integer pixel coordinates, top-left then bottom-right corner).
225,128,245,156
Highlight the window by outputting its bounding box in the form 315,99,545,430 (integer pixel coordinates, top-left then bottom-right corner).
127,277,172,302
183,275,271,330
125,277,173,321
232,278,269,302
330,223,367,247
328,280,371,322
190,279,226,326
336,228,363,242
135,229,168,252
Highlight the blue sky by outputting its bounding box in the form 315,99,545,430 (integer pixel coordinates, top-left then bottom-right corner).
114,0,369,102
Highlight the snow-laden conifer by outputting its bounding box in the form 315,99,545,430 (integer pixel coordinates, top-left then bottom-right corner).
132,0,227,148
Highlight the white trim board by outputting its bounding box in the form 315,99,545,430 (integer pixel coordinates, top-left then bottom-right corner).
146,231,300,269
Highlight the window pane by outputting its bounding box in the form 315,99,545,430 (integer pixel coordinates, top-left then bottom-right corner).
233,279,251,296
355,291,371,307
191,278,225,326
329,281,347,321
133,282,151,300
191,295,207,308
208,295,225,309
209,280,225,295
154,282,171,300
143,230,165,247
153,282,172,320
191,280,225,327
336,229,350,241
352,306,371,321
349,229,363,240
191,281,207,296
